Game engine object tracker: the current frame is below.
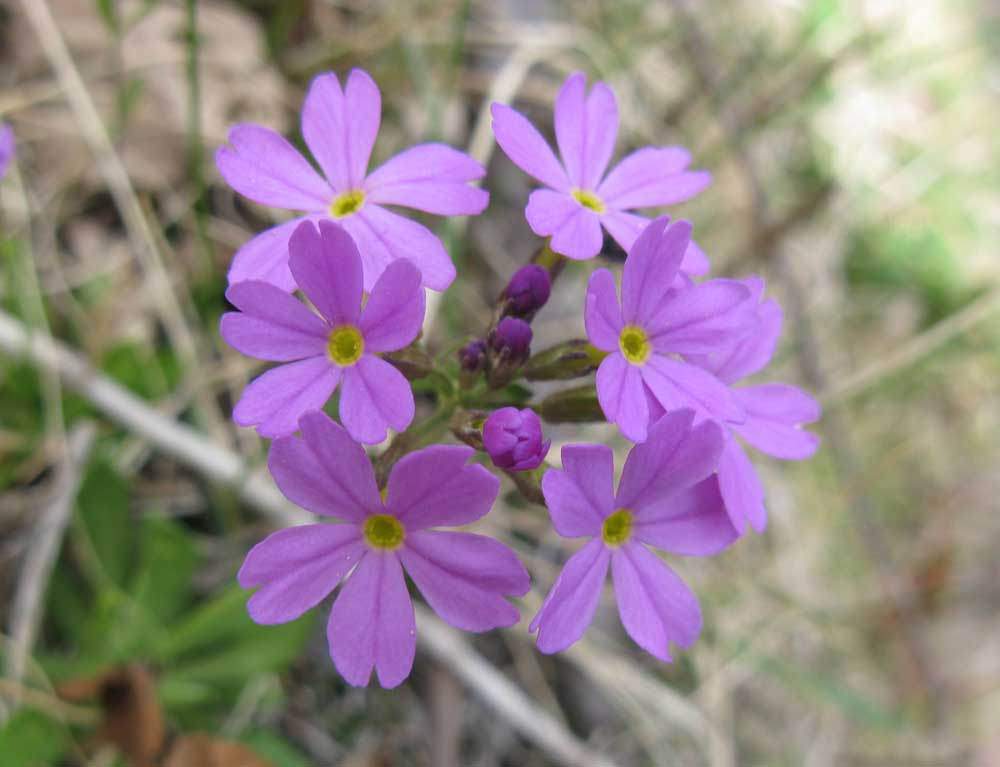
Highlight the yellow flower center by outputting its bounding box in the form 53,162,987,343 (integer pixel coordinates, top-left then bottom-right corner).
327,325,364,366
571,188,606,213
602,508,634,547
618,325,651,365
330,189,366,218
363,513,405,550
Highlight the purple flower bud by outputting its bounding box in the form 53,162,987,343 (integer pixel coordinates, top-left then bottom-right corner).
483,407,551,471
505,264,551,316
458,339,488,373
490,317,532,361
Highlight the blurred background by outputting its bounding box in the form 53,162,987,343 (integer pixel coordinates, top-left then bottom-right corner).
0,0,998,765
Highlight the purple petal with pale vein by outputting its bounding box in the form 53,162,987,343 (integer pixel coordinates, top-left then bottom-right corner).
631,477,738,556
358,259,425,352
227,215,319,293
327,552,415,689
683,239,711,276
641,355,745,424
549,205,604,260
217,125,331,210
585,269,624,351
707,297,783,384
530,538,610,653
239,524,364,624
301,69,381,192
598,146,708,208
611,543,701,661
596,353,650,443
268,410,382,522
339,355,415,444
366,143,488,215
288,220,363,326
646,279,753,356
525,189,577,236
616,410,723,510
386,445,499,530
340,204,455,291
221,281,327,361
490,102,569,192
599,208,649,254
233,356,340,438
541,444,615,538
399,531,529,632
621,217,687,325
554,74,619,189
732,384,821,460
717,435,767,532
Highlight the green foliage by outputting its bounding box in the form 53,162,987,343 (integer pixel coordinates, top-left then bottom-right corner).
0,709,69,767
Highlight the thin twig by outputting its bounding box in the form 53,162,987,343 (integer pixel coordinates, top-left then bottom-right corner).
0,307,603,766
4,421,96,707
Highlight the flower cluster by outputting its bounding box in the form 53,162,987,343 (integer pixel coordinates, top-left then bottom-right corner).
219,69,820,688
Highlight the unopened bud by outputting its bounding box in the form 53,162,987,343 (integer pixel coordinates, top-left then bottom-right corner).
503,264,551,318
540,384,605,423
523,340,607,381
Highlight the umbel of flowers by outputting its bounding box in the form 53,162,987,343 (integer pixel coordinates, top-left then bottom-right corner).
218,69,820,688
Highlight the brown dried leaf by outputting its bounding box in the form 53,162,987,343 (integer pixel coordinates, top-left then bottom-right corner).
163,733,273,767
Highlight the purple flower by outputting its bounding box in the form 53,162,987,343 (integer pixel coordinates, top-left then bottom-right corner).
483,407,551,471
685,278,821,532
489,317,533,361
217,68,488,293
491,72,711,270
0,124,14,180
221,219,424,443
531,410,737,659
504,264,551,316
586,215,754,443
239,410,530,688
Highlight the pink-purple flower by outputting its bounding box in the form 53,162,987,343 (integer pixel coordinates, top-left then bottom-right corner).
483,407,551,471
0,124,14,180
586,215,754,443
220,219,424,443
239,410,530,688
685,278,821,531
531,409,737,659
217,68,488,293
491,72,711,270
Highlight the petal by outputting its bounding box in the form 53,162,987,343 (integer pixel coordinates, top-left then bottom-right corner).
327,552,416,688
640,355,744,423
616,409,724,510
339,355,415,444
731,384,821,460
585,269,624,351
233,356,340,438
301,69,381,192
239,524,364,624
631,476,738,556
340,204,455,291
598,147,710,209
216,125,331,210
490,102,569,192
646,278,754,356
554,73,619,189
227,215,320,293
718,436,767,532
683,239,712,276
596,353,650,443
526,189,603,260
621,217,688,325
0,124,14,178
599,208,649,255
221,281,327,361
541,444,615,538
386,445,499,529
268,409,382,523
287,220,363,326
398,531,529,632
611,542,701,661
358,259,425,352
365,144,488,215
530,538,610,654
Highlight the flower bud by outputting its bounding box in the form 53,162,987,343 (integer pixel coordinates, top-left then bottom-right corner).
504,264,551,317
489,318,532,362
523,340,607,381
483,407,550,471
540,384,605,423
458,339,488,373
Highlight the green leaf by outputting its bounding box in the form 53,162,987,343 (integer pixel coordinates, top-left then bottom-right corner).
0,708,68,767
130,514,197,624
77,458,131,588
240,731,311,767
